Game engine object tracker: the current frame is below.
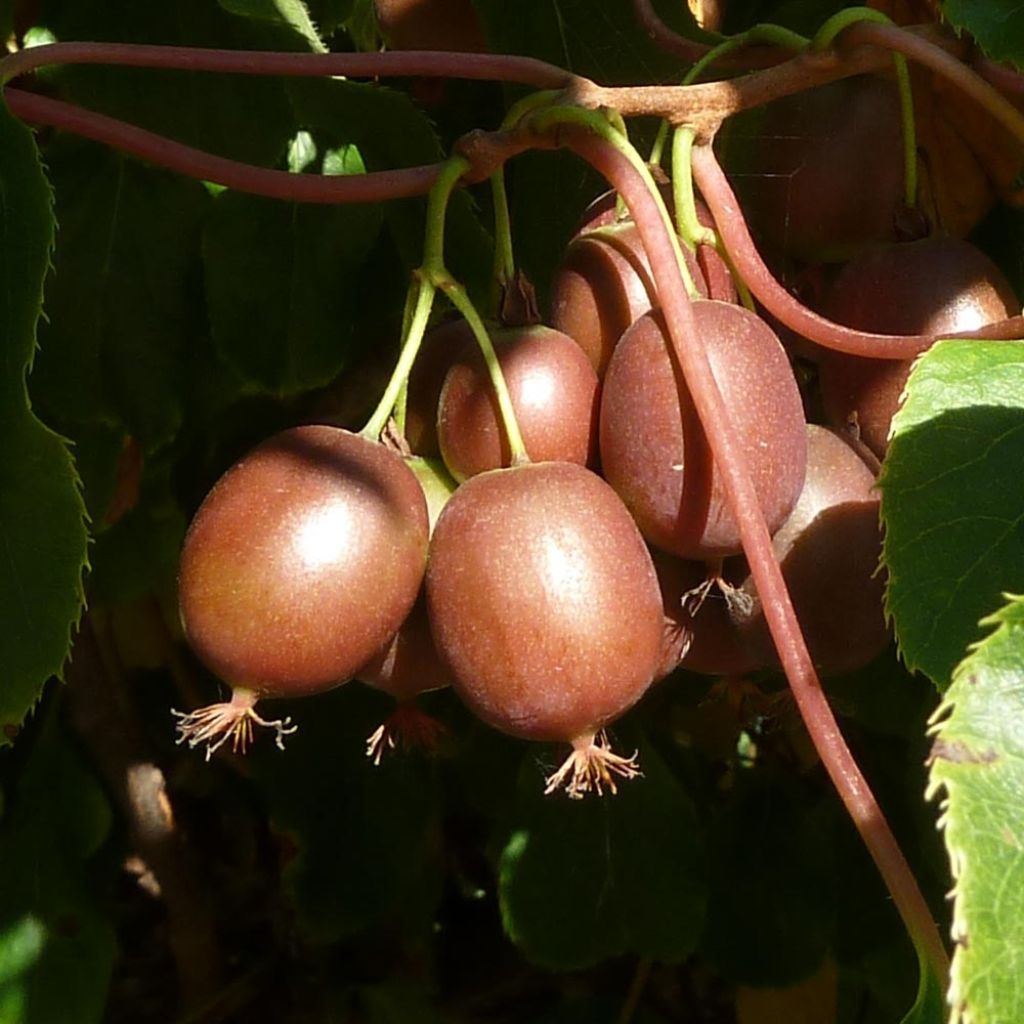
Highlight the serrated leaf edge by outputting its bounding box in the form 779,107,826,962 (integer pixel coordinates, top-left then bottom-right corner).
923,593,1024,1024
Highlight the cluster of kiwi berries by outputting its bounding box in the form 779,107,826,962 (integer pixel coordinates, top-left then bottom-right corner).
173,69,1019,798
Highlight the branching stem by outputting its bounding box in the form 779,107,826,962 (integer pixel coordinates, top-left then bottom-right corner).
560,126,950,995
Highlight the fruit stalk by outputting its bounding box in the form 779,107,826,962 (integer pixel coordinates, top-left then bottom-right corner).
561,126,950,989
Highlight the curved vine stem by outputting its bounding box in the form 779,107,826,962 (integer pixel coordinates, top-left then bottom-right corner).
557,125,950,995
0,40,574,89
690,142,1024,358
6,88,442,204
839,21,1024,145
529,104,701,300
670,126,712,250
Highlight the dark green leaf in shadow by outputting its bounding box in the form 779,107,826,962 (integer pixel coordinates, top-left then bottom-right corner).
45,0,293,166
498,728,706,970
941,2,1024,69
252,684,443,942
0,104,88,744
217,0,326,51
287,78,493,304
699,769,835,986
31,141,210,452
0,715,115,1023
203,177,383,394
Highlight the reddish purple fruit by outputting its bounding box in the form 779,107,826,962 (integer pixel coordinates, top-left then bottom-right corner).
819,237,1019,457
550,221,713,378
730,425,890,674
357,456,456,763
426,461,663,797
437,324,600,481
175,426,429,757
405,319,472,458
599,302,807,559
730,75,909,263
651,552,769,679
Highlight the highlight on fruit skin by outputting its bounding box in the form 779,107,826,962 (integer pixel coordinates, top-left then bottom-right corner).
174,425,430,758
425,460,664,798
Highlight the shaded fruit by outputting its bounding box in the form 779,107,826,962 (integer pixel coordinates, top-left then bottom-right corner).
733,425,890,675
729,75,908,263
819,237,1019,457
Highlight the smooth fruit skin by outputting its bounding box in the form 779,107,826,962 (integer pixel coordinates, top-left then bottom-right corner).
550,222,709,378
405,319,472,458
729,75,907,264
179,426,429,696
425,462,663,744
373,0,488,52
357,593,452,702
734,425,889,674
819,237,1019,457
600,303,807,559
437,325,600,481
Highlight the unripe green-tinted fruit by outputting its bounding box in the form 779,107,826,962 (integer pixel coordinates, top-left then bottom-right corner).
550,222,710,378
600,303,807,559
819,237,1019,457
175,426,429,756
730,75,908,263
426,461,663,796
404,456,457,533
437,325,600,481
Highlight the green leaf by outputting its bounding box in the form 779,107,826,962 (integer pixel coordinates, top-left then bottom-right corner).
46,0,293,166
31,141,210,452
217,0,327,51
202,182,383,394
699,770,835,986
880,340,1024,689
286,78,493,302
253,684,443,942
0,104,89,746
927,593,1024,1024
498,729,706,970
0,715,115,1024
472,0,696,85
941,2,1024,70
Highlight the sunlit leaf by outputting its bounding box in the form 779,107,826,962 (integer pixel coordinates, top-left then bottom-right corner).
928,594,1024,1024
880,339,1024,689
